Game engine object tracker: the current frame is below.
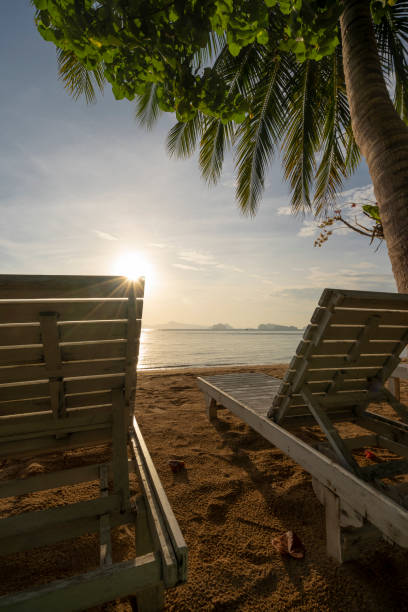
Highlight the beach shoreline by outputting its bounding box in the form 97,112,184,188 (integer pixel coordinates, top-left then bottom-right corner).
1,364,408,610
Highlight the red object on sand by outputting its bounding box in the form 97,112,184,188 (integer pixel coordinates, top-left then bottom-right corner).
272,531,305,559
364,450,377,460
168,460,185,473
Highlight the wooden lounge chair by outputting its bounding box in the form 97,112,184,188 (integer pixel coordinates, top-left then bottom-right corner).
198,288,408,562
0,274,187,611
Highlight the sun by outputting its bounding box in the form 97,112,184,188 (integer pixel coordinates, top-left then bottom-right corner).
113,251,153,281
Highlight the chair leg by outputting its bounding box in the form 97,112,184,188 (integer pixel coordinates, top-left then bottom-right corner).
315,481,381,562
134,584,165,612
132,497,164,611
312,478,381,562
206,396,218,421
388,376,401,401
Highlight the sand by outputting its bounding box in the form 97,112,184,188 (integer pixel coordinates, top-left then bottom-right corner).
1,364,408,611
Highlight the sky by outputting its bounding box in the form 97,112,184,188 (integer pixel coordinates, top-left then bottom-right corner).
0,3,396,328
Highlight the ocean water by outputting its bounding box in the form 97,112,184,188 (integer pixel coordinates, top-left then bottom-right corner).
138,329,303,370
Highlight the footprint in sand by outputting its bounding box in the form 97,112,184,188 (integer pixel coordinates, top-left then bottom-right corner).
206,487,242,523
206,501,228,524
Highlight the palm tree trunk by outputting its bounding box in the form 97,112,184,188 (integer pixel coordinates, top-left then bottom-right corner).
340,0,408,292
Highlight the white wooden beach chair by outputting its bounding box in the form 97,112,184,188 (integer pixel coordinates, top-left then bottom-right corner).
198,288,408,562
0,274,187,611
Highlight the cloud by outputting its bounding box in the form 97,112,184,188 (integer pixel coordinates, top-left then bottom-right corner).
339,184,374,204
173,263,201,271
93,230,118,241
351,261,377,269
298,221,318,237
149,242,167,249
178,250,216,266
216,263,244,273
270,287,323,300
277,206,292,215
306,265,394,291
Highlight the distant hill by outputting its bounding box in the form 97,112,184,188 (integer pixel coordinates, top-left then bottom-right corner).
144,321,209,329
257,323,300,331
144,321,302,331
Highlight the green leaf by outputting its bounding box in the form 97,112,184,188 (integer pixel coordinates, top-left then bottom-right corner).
256,29,269,45
362,204,381,221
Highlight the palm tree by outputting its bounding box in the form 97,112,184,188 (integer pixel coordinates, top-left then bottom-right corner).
56,1,408,290
137,2,408,291
340,0,408,292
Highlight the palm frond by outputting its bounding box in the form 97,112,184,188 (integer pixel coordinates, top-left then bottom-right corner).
199,118,235,184
166,112,203,158
281,60,322,213
192,32,227,70
135,83,163,129
344,124,361,176
57,48,105,104
198,45,257,185
313,48,357,214
375,1,408,123
234,53,289,215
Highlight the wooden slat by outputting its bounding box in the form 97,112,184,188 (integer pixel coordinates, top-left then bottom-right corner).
297,340,400,357
0,324,41,346
99,464,113,567
0,459,135,499
0,405,112,438
111,389,130,511
0,380,50,402
0,396,51,416
295,354,385,371
0,346,44,365
65,374,126,394
301,386,361,474
0,300,128,324
59,321,128,343
0,428,112,458
0,553,161,612
325,326,408,342
303,368,381,382
319,288,408,310
0,495,121,538
0,358,126,384
131,418,188,584
0,508,135,557
61,340,127,362
0,344,128,369
0,275,144,299
39,313,64,417
66,390,113,409
275,293,347,416
39,314,61,374
0,463,101,498
357,413,408,447
312,307,408,327
391,363,408,378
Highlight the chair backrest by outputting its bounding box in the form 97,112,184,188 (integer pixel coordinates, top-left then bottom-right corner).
0,274,144,456
268,288,408,422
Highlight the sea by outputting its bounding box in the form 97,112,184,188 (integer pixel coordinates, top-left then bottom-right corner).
138,328,303,370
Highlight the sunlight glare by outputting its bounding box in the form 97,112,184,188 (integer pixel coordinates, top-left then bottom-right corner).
113,251,153,281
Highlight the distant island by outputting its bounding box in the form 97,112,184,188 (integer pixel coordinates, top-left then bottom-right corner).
144,321,302,331
210,323,234,330
257,323,299,331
